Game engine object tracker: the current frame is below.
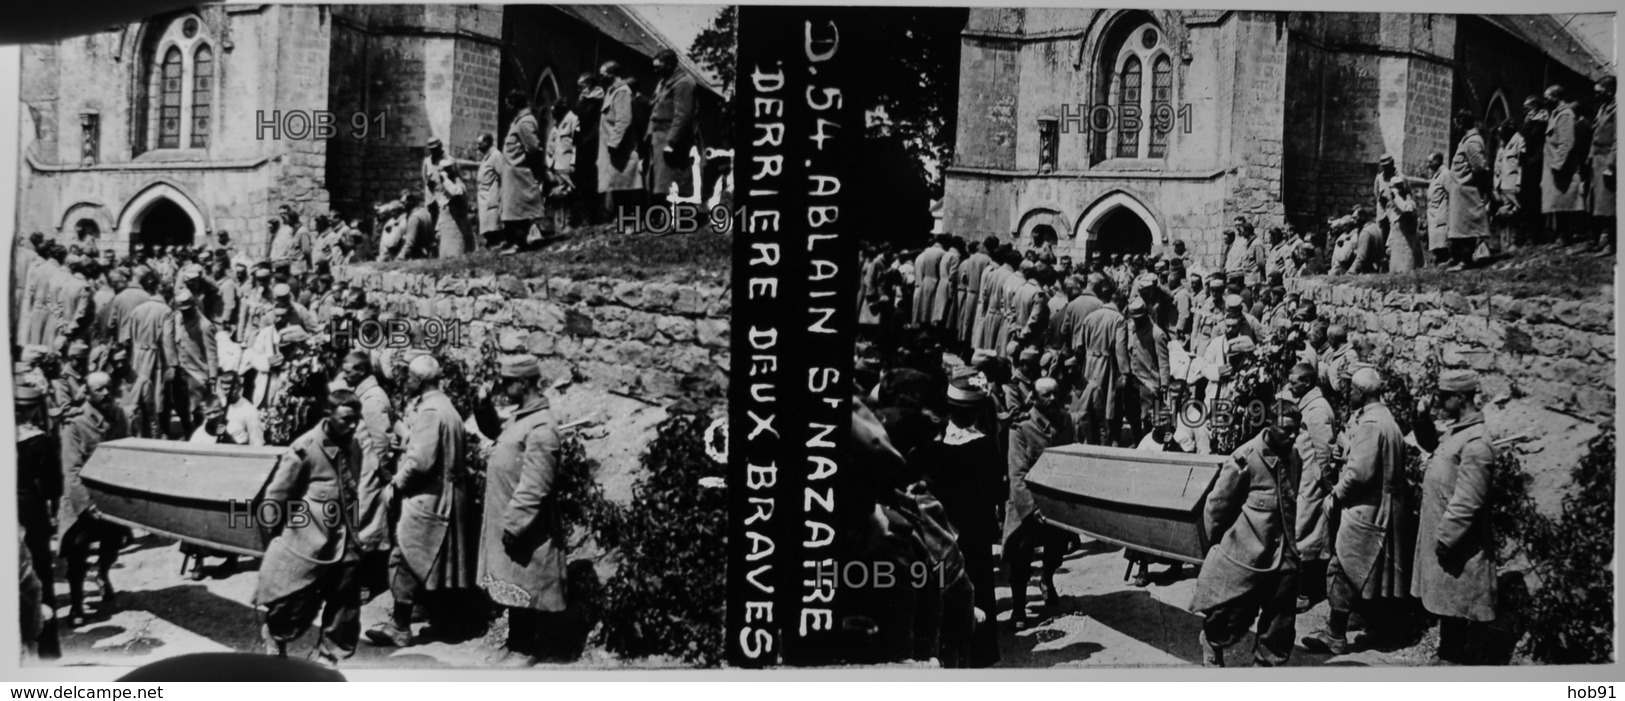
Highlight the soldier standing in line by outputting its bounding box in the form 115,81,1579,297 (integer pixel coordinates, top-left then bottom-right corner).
1287,362,1337,612
1189,401,1303,667
478,354,568,665
254,390,365,667
1410,370,1498,665
58,372,131,626
1303,367,1412,655
366,355,473,648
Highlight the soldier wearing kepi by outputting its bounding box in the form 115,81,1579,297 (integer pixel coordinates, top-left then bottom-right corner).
1189,401,1303,667
1410,370,1497,665
478,354,567,665
366,355,474,647
58,372,131,626
1303,367,1412,655
254,390,365,667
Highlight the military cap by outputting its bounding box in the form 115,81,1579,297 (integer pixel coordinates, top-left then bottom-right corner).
498,354,542,379
253,267,272,279
181,264,205,281
427,136,443,148
1018,348,1041,363
66,340,90,358
272,283,293,299
1438,369,1480,394
1378,153,1395,165
946,376,988,406
174,287,196,309
1227,336,1256,354
1207,277,1226,289
1127,298,1148,317
1351,367,1384,393
1224,294,1244,310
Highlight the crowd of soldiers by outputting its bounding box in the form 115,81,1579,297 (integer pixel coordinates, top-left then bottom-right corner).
847,213,1502,666
1345,80,1617,274
393,48,705,260
13,220,573,668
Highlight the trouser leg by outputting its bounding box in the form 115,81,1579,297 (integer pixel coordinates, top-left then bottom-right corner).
317,559,362,659
264,586,325,650
1253,567,1300,666
388,548,422,611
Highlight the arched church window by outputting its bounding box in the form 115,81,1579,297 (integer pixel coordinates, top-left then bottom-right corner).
134,14,214,155
191,45,213,148
1094,16,1175,163
158,47,183,149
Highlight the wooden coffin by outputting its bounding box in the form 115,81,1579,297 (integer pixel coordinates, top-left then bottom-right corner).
79,438,288,557
1025,444,1227,565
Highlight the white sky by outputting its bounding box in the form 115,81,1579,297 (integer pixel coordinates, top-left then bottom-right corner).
630,5,727,57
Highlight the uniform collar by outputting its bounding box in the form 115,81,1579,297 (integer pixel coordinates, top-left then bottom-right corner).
315,424,343,459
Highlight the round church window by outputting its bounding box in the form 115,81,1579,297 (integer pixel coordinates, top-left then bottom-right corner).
183,18,199,38
1140,27,1158,50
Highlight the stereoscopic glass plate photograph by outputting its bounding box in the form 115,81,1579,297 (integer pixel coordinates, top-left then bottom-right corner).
2,1,1618,677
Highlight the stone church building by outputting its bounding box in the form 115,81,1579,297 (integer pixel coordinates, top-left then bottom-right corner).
943,10,1612,268
17,4,721,255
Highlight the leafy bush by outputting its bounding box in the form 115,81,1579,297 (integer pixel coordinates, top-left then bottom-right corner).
594,413,726,666
1518,429,1615,664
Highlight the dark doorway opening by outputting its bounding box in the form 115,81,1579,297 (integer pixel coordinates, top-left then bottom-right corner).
1088,207,1152,257
132,199,196,252
1032,224,1058,249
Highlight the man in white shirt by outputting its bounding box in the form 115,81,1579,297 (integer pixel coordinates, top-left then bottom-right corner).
219,370,264,446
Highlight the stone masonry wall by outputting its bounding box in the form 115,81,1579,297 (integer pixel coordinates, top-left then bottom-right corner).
337,268,731,408
1288,277,1614,423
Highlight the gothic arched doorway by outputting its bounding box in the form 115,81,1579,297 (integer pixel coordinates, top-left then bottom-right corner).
1090,207,1152,256
131,198,196,251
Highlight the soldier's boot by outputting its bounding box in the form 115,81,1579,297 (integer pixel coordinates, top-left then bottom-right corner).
1199,630,1225,668
365,604,414,647
1008,583,1029,630
262,624,287,658
95,570,117,613
1300,630,1349,656
65,564,87,627
1039,576,1061,608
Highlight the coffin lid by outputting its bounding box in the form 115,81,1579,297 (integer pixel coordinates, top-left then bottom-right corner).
1026,443,1226,513
80,438,287,502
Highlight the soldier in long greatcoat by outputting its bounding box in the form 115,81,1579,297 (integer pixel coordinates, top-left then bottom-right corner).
1589,77,1617,252
973,251,1013,352
1446,111,1492,269
1426,153,1451,266
955,241,994,346
478,355,567,665
120,295,173,438
1542,85,1587,240
1287,362,1336,611
500,91,548,253
1076,278,1132,446
1410,370,1497,665
1303,367,1412,655
1189,404,1303,667
338,352,394,596
1002,378,1076,629
598,63,644,215
911,238,946,326
646,50,699,203
58,373,130,626
931,238,963,327
366,355,473,647
254,390,365,666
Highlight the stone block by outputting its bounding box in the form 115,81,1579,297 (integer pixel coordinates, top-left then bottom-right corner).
496,275,526,298
1578,302,1613,333
1490,294,1520,322
674,286,708,315
525,331,555,356
466,276,496,296
642,282,677,312
1552,300,1584,328
614,339,655,367
626,311,659,342
597,319,627,339
564,308,595,336
613,281,644,308
1575,387,1614,418
497,328,526,352
658,315,696,343
696,318,730,349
